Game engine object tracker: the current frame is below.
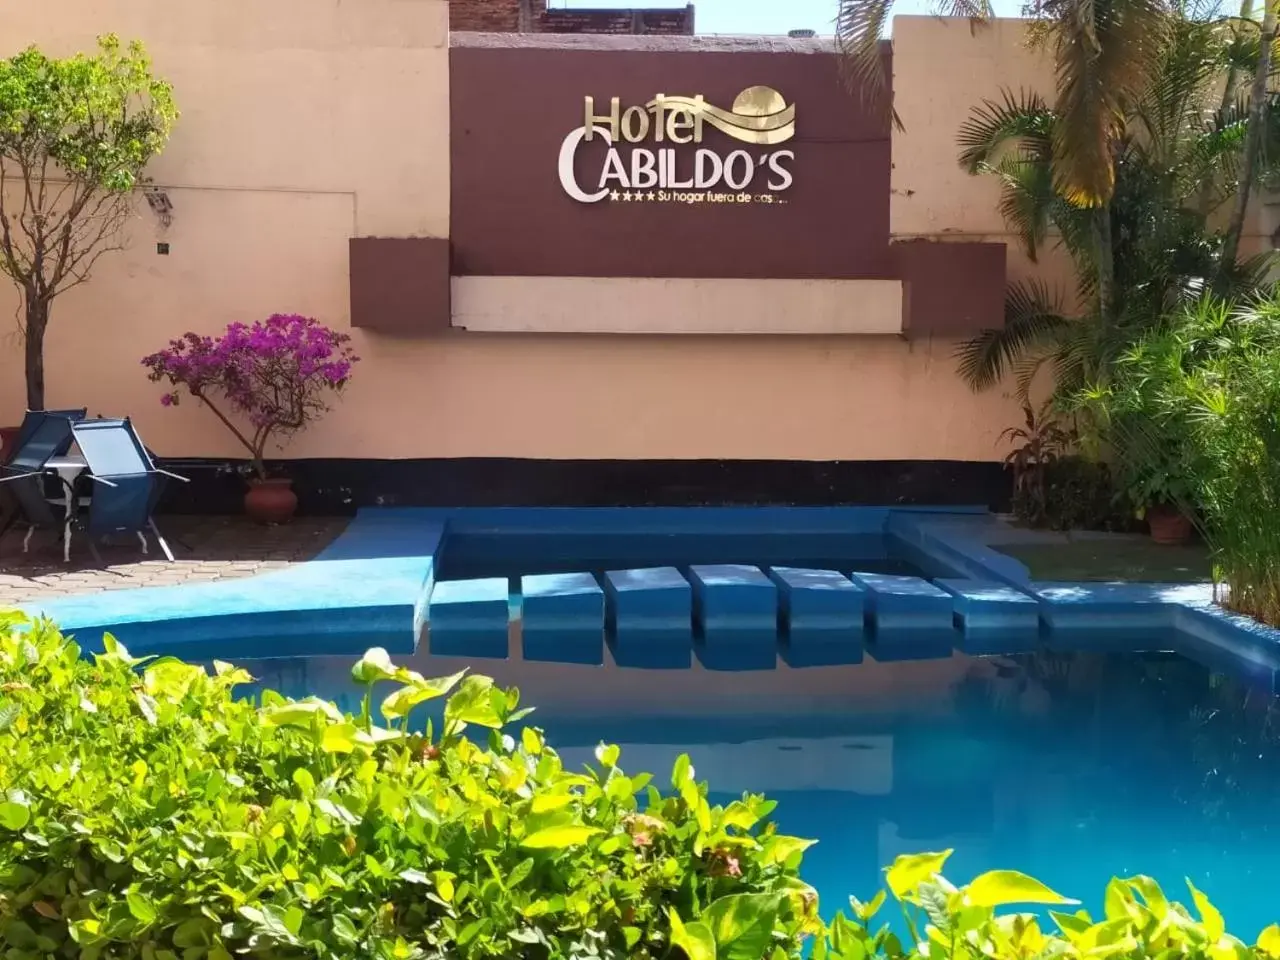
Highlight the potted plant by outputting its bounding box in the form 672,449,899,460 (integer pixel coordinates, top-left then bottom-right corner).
0,37,174,441
143,314,358,523
1123,447,1197,545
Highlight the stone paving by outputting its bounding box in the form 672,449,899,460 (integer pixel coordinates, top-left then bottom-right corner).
0,515,349,607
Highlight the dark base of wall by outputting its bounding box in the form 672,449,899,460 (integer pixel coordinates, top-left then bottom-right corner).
156,458,1012,515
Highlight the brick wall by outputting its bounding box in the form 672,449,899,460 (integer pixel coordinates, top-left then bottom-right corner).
538,7,694,34
449,0,525,32
450,0,694,34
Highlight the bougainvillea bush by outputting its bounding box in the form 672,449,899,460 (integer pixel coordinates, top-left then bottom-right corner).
142,314,358,480
0,615,822,960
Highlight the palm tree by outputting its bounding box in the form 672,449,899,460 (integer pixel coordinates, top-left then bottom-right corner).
947,5,1278,399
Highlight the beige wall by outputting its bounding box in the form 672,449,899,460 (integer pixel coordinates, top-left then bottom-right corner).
452,278,905,335
0,9,1077,464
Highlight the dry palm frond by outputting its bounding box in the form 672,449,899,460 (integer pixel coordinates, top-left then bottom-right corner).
836,0,993,129
1048,0,1170,205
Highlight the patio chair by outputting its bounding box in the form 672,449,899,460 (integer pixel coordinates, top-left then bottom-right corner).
71,418,189,562
0,413,81,558
6,408,87,465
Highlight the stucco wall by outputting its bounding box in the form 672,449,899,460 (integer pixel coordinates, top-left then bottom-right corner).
0,9,1059,465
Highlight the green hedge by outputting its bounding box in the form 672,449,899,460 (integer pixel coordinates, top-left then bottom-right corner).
0,615,820,959
2,614,1278,960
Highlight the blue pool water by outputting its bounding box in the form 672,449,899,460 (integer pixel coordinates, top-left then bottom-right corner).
234,644,1280,936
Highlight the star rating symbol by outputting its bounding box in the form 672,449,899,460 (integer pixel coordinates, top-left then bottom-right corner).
609,190,621,201
647,191,657,201
622,192,633,202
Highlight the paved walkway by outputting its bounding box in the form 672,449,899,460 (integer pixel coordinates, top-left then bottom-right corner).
0,516,348,607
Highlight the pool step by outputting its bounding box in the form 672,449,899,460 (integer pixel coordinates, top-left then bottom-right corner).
425,566,1042,666
604,567,692,668
769,566,865,667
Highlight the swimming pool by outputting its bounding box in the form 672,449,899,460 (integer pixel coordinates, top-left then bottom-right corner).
231,642,1280,938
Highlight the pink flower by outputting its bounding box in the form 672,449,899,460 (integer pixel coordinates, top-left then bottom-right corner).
142,314,359,479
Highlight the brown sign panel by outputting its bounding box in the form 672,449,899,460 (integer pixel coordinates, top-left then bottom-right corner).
450,40,893,280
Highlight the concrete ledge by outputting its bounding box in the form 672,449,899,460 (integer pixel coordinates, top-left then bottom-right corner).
604,567,693,668
21,509,440,659
428,577,510,659
1035,583,1182,633
689,564,778,636
689,564,777,669
769,567,865,667
851,572,953,631
520,572,605,665
936,578,1040,652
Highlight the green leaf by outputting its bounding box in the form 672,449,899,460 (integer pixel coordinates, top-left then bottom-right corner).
595,742,621,767
856,889,886,922
1188,880,1225,942
672,753,693,788
669,909,717,960
321,722,358,754
1051,910,1093,939
315,798,361,826
704,894,782,960
261,698,342,728
126,889,158,926
764,834,817,865
918,882,952,932
521,825,603,849
0,800,30,830
381,670,466,720
521,726,542,754
885,850,952,898
967,870,1078,907
530,793,575,813
1124,875,1168,917
351,647,398,684
444,675,508,729
1257,924,1280,955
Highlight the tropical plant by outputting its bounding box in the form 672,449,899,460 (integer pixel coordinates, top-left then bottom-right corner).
817,848,1280,960
1000,402,1127,529
1093,294,1280,624
953,6,1279,403
0,615,822,959
142,314,358,481
1000,400,1073,525
0,36,176,411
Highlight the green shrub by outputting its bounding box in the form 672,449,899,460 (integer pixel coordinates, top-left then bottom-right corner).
0,615,821,959
1096,296,1280,623
818,849,1280,960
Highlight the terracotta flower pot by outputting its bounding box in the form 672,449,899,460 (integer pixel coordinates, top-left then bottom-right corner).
0,426,19,463
244,478,298,525
1147,504,1193,546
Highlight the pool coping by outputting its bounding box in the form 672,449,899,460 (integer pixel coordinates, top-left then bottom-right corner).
15,506,1280,691
891,513,1280,691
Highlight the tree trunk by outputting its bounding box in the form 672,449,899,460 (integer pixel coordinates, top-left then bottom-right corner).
1093,205,1116,324
24,294,48,412
1220,0,1278,284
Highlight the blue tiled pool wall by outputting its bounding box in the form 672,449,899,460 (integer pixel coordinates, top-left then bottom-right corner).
24,505,1280,694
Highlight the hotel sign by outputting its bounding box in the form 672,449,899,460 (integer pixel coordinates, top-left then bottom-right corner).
558,85,796,205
